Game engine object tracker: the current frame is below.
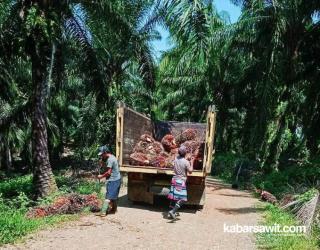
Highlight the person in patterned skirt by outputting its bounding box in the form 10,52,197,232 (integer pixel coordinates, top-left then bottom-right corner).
167,145,193,219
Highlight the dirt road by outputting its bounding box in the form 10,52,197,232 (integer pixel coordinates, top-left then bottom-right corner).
3,178,262,250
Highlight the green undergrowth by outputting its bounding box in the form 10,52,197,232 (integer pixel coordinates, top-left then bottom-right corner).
0,174,102,246
213,153,320,197
0,200,78,245
257,204,319,250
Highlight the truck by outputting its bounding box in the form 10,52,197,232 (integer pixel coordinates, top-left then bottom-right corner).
116,103,216,207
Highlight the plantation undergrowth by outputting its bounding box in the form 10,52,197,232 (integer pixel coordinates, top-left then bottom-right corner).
0,174,102,245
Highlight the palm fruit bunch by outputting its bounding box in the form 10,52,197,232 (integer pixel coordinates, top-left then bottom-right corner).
150,155,167,168
132,134,164,158
134,141,163,155
27,194,101,218
180,140,204,169
165,155,175,168
140,133,154,143
133,141,149,153
260,190,278,204
181,140,201,154
131,133,175,168
67,193,87,213
130,129,204,169
148,141,164,155
129,152,150,165
48,196,72,215
83,194,101,212
161,134,177,152
26,207,47,218
192,142,205,169
175,128,197,145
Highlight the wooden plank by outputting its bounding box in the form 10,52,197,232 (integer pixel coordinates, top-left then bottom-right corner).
116,108,120,161
205,107,217,174
116,107,124,163
203,109,210,174
127,173,204,205
120,107,124,166
187,184,206,205
120,165,205,177
128,175,154,204
202,106,217,174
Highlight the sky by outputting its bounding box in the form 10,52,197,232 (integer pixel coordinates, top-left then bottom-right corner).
151,0,242,58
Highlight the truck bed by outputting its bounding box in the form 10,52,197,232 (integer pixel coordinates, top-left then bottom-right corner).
115,103,216,206
116,104,216,176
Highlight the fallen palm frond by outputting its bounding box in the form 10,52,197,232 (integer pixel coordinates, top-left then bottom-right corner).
295,190,319,234
281,189,319,234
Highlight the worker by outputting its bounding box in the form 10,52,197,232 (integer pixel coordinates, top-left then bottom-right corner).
97,145,121,217
167,145,193,220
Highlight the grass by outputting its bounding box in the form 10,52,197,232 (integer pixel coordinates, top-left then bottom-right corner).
258,204,319,250
0,175,34,198
0,174,102,246
0,205,77,245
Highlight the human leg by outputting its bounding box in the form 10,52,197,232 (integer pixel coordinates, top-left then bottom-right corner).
168,200,184,219
100,199,111,216
105,179,121,214
172,199,184,213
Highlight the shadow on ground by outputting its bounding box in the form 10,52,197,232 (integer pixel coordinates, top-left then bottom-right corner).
216,206,265,215
218,193,254,198
117,193,199,215
206,177,231,191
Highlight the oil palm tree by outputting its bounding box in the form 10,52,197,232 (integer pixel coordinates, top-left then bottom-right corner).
157,0,320,170
0,0,161,197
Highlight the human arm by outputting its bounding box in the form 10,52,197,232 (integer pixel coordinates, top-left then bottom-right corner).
187,158,193,174
97,157,113,179
97,167,112,179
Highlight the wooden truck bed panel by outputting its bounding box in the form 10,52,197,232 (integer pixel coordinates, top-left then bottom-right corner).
121,165,205,177
121,107,153,166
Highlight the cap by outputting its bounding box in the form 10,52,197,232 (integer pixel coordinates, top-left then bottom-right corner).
178,145,187,157
97,145,110,156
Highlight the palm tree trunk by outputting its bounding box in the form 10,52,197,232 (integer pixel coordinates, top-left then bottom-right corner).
2,130,13,174
30,39,57,198
0,135,3,171
5,143,12,173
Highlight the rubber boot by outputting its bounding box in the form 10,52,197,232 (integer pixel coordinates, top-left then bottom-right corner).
112,200,118,213
107,201,114,214
168,210,176,220
168,202,181,219
98,200,110,217
108,200,117,214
